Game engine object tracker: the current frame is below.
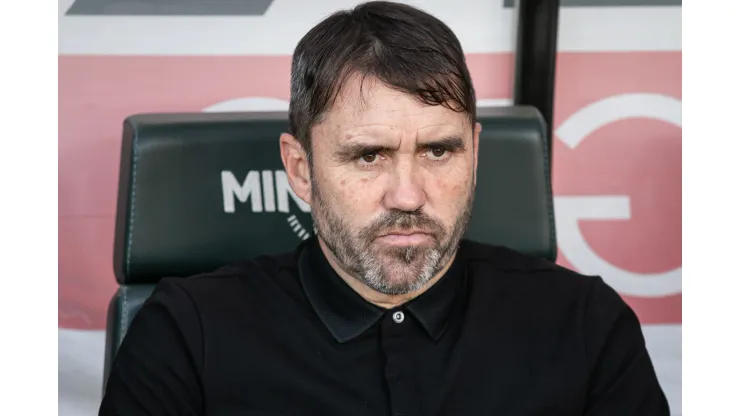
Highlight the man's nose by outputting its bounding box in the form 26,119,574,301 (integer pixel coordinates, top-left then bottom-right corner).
383,159,426,212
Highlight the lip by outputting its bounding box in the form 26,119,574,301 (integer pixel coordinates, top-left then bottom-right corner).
375,231,433,246
377,230,430,237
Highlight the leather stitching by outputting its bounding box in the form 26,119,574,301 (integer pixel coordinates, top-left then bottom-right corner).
533,111,558,262
120,286,129,342
540,127,557,262
125,122,139,280
121,122,138,336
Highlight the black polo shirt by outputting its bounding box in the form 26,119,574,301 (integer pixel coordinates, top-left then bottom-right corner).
99,238,669,415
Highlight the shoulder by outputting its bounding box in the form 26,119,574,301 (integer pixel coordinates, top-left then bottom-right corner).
149,249,301,314
459,239,628,318
460,238,596,285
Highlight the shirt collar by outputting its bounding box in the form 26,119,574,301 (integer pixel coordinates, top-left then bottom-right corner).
298,237,467,343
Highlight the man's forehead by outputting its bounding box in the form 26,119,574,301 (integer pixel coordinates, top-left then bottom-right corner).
317,76,469,139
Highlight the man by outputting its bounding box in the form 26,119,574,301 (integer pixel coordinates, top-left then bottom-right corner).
100,1,669,415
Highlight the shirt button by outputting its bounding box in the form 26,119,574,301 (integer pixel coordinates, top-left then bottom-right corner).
392,311,405,323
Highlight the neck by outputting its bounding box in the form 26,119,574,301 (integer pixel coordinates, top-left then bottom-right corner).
317,238,455,309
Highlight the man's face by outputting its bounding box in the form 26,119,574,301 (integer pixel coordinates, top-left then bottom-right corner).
307,75,479,295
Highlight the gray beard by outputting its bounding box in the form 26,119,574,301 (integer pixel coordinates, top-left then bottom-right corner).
309,176,475,295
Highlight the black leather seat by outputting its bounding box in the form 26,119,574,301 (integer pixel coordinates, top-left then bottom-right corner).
104,106,556,387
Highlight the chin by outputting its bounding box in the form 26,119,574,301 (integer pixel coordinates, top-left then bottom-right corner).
380,256,438,287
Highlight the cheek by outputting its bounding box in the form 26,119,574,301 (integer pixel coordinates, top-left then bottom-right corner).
425,168,472,216
325,172,382,217
432,164,469,192
343,176,376,209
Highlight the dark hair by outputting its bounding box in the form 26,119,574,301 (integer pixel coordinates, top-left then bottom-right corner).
289,1,477,159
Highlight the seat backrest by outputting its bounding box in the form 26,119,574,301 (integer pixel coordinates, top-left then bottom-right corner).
103,106,556,386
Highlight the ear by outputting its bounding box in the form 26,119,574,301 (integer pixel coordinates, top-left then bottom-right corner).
279,133,312,206
472,122,482,185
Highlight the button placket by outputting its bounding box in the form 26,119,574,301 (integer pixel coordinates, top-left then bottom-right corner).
381,310,417,416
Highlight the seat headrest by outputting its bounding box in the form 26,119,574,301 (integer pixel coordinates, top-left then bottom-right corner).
113,107,556,284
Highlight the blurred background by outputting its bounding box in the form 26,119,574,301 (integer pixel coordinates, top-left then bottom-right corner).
58,0,681,414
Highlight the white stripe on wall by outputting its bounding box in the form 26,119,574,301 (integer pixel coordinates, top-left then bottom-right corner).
58,0,681,55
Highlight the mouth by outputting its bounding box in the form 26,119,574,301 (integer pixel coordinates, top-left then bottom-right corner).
375,230,433,246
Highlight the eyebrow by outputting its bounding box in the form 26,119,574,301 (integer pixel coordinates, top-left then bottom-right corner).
419,136,467,152
334,135,467,162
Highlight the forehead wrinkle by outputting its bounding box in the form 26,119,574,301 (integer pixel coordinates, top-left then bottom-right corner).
343,125,401,142
417,123,460,132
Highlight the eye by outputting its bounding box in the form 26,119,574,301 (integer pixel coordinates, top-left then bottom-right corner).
431,147,446,158
358,152,385,167
361,152,379,164
427,147,448,161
